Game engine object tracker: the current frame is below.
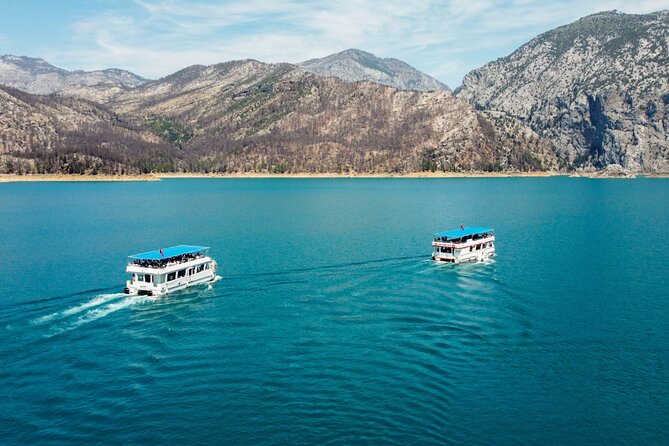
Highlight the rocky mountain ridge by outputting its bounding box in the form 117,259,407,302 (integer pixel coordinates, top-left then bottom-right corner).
457,10,669,173
108,59,552,173
3,8,669,175
299,49,448,92
0,58,555,174
0,55,148,102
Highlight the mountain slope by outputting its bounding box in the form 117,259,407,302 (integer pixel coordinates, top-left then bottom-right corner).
0,86,177,174
457,10,669,173
0,55,148,102
299,49,449,92
108,60,553,173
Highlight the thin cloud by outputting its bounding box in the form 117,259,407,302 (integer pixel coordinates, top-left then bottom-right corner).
41,0,669,87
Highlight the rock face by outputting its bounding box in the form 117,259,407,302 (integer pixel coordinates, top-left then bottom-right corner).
0,86,176,174
108,60,552,173
299,49,449,92
0,55,148,102
457,10,669,173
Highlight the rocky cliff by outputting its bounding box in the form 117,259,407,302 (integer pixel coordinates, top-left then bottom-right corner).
0,55,148,102
299,49,449,92
457,10,669,173
108,60,553,173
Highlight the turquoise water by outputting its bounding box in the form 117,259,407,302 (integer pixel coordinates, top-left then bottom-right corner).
1,178,668,445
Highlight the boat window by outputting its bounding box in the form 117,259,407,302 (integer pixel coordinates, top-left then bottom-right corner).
145,274,152,282
178,269,186,278
167,272,176,281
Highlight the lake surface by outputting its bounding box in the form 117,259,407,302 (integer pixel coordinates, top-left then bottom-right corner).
1,178,668,445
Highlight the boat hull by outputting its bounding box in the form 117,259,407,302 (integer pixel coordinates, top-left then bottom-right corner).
432,248,494,263
125,257,218,296
432,233,495,264
125,273,217,296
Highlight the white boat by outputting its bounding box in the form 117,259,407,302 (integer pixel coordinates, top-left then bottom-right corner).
432,227,495,263
124,245,218,296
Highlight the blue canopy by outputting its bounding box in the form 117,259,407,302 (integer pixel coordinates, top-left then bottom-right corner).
434,227,493,240
129,245,209,260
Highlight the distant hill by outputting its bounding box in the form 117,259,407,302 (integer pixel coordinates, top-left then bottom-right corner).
457,10,669,173
105,59,552,174
0,85,177,174
0,55,148,102
299,49,449,92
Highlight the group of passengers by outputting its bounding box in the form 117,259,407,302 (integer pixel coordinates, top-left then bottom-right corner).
434,232,492,244
133,253,202,268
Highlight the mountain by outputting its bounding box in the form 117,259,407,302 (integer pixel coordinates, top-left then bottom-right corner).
0,55,148,102
299,49,449,92
106,59,553,173
457,10,669,173
0,85,177,174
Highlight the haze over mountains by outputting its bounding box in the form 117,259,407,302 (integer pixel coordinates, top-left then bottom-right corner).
1,10,668,175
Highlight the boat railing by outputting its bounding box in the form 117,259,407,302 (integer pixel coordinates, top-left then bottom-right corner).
434,234,494,246
130,254,207,269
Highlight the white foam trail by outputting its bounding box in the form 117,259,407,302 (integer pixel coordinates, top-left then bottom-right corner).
45,294,154,337
73,295,152,326
32,293,126,325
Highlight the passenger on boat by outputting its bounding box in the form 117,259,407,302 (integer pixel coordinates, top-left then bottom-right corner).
133,253,203,268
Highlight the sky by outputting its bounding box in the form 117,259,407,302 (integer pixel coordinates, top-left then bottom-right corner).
2,0,669,87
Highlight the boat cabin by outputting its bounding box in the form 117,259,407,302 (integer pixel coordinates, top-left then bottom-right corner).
432,227,495,263
124,245,217,296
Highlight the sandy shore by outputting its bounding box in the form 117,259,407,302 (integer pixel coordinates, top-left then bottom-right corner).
7,170,652,182
0,174,160,183
155,171,561,179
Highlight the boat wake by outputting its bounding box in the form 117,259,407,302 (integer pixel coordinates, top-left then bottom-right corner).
30,292,153,336
31,293,125,325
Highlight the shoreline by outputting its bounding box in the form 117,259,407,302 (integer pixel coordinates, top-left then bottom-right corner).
0,174,160,183
0,171,561,182
1,171,666,182
156,171,563,179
